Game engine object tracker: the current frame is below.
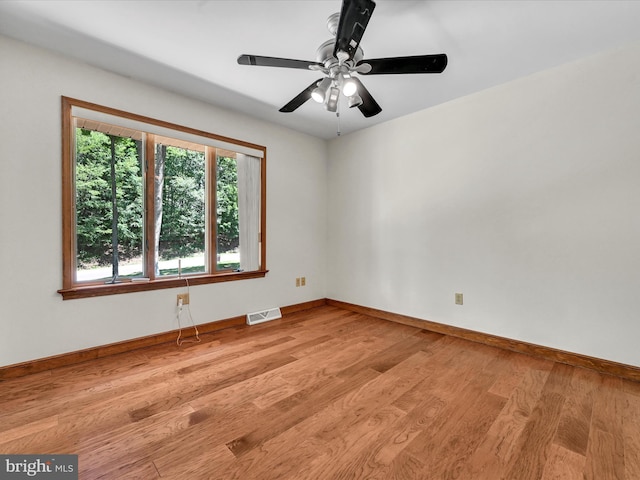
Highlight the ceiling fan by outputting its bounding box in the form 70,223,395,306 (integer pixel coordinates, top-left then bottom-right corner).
237,0,447,118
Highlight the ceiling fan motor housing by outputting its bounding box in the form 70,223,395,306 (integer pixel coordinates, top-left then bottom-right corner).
316,39,364,69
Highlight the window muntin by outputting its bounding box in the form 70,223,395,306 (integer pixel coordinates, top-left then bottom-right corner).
60,97,267,299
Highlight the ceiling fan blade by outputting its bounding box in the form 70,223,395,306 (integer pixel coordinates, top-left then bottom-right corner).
279,79,324,113
238,54,323,70
333,0,376,61
352,78,381,117
357,54,448,75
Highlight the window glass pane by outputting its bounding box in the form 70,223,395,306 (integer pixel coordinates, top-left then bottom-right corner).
74,127,144,282
216,155,240,271
156,142,206,276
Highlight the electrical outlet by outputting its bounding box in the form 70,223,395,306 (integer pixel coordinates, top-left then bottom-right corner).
177,293,189,305
295,277,301,287
455,293,463,305
300,276,306,286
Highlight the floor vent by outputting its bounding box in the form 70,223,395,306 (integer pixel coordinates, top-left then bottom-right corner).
246,307,282,326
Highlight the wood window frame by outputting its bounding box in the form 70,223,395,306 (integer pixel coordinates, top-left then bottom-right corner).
58,96,267,300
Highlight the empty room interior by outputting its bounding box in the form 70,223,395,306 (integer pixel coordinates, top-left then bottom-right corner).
1,0,639,478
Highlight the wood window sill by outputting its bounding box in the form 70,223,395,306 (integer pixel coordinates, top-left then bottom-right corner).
58,270,268,300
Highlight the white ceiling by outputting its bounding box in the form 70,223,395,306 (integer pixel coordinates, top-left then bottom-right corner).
2,0,640,139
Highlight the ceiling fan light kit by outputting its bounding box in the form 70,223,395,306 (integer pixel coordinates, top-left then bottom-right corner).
237,0,448,118
348,93,363,109
311,77,333,103
340,71,358,97
326,86,341,113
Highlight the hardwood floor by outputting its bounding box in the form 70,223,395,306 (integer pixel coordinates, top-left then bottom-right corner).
1,305,639,479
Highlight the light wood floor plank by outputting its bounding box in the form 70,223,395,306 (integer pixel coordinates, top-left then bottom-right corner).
623,390,640,479
458,367,551,479
541,444,586,480
504,363,573,480
586,375,627,479
553,366,600,456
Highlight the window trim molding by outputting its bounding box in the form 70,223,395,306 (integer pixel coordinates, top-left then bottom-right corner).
59,96,267,300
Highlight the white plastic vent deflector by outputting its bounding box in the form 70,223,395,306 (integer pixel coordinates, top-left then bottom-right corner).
246,307,282,326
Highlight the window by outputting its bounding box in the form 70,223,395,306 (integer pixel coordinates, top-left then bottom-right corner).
59,97,267,299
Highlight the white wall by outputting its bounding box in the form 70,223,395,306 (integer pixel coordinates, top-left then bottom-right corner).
327,42,640,367
0,35,327,367
3,32,639,371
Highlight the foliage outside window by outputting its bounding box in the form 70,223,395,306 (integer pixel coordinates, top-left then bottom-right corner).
59,97,267,299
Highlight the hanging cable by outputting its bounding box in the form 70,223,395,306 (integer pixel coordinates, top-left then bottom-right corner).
176,277,200,346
